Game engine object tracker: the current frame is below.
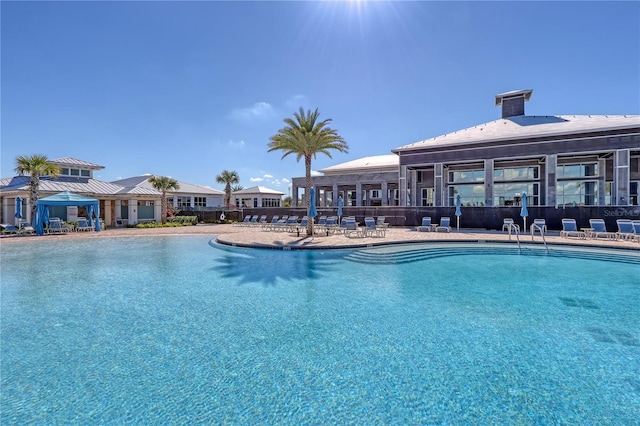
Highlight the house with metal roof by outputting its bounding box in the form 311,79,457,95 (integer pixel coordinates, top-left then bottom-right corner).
291,154,399,208
391,90,640,210
1,157,224,226
232,186,284,208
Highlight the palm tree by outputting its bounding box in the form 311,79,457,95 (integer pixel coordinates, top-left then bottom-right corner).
216,170,240,208
231,184,244,192
14,154,61,219
268,107,348,232
148,175,180,224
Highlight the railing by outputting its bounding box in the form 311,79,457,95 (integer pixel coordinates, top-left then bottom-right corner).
507,223,521,251
531,224,549,253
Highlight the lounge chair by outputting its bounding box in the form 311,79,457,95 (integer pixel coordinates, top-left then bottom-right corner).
417,216,433,232
235,215,252,227
253,215,267,227
293,216,309,236
18,221,35,235
589,219,617,240
364,217,385,237
76,217,93,232
320,216,338,235
435,217,451,232
560,218,586,239
344,218,364,238
530,218,547,239
502,218,520,232
1,224,20,235
262,215,279,231
616,219,635,241
632,220,640,243
47,218,66,234
268,215,288,231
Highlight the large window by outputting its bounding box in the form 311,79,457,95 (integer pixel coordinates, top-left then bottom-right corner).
177,197,191,208
59,168,91,177
448,185,485,207
493,166,539,206
494,166,538,181
557,181,598,206
421,188,434,206
557,163,598,179
193,197,206,207
262,198,281,207
449,169,483,183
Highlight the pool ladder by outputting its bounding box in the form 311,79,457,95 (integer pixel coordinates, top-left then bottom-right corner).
507,224,521,251
531,224,549,253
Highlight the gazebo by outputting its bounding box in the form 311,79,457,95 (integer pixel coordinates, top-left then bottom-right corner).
34,191,101,235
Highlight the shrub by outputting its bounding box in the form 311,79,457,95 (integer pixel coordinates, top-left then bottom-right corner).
168,216,198,225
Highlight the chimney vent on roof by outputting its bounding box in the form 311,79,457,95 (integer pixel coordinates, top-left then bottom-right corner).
495,89,533,118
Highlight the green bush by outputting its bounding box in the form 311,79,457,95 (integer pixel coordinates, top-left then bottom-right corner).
168,216,198,225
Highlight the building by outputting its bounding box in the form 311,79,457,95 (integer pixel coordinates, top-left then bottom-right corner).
392,90,640,208
0,157,224,226
232,186,284,208
291,155,399,208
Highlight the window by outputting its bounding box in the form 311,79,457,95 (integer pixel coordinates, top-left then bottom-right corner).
557,163,598,179
449,169,483,183
262,198,281,207
177,197,191,208
193,197,206,207
370,190,380,199
493,183,539,206
494,166,538,181
421,188,434,206
61,168,70,175
81,170,90,177
448,185,485,207
70,168,80,176
557,181,598,206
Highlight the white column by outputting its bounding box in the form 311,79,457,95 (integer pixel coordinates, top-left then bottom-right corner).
614,149,630,205
546,154,557,207
484,159,494,207
399,165,408,206
129,199,138,224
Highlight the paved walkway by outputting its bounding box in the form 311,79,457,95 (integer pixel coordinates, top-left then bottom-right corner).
4,223,638,251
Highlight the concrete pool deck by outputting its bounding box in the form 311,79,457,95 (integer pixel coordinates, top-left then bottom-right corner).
2,223,639,251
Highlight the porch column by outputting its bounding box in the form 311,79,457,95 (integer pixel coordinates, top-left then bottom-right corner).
434,163,444,207
484,159,494,207
409,170,417,207
546,154,557,206
154,202,162,222
614,149,630,205
3,196,8,224
598,158,607,205
381,181,388,206
355,183,362,206
104,200,112,226
129,199,138,224
293,186,299,207
399,165,408,206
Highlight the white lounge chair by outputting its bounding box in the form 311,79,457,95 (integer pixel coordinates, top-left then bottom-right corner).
18,221,35,235
616,219,635,241
435,217,451,232
344,218,364,238
502,218,520,232
560,218,585,239
417,216,433,232
1,224,20,235
76,217,93,232
589,219,617,240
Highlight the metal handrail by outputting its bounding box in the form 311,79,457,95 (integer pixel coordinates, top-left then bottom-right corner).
508,223,521,251
531,224,549,253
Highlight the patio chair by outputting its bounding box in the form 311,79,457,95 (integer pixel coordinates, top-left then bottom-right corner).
435,217,451,232
530,218,547,239
417,216,433,232
18,221,35,235
1,224,20,235
321,216,338,235
364,217,385,237
589,219,617,240
502,218,520,232
268,215,289,231
344,218,364,238
254,215,267,227
616,219,635,241
632,220,640,243
560,218,586,239
76,217,93,232
235,215,252,227
47,218,66,234
247,215,259,227
293,216,309,236
262,215,279,231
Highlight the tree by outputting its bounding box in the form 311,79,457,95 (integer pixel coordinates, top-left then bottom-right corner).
14,154,61,219
231,184,244,192
148,175,180,224
216,170,240,208
268,107,348,233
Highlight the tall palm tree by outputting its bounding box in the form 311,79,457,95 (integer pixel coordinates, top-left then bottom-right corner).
14,154,61,219
216,170,240,208
268,107,348,232
148,175,180,224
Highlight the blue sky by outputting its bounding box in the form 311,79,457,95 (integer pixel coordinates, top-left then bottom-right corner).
2,1,639,195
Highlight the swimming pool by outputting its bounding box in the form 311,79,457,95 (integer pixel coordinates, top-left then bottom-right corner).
1,236,639,424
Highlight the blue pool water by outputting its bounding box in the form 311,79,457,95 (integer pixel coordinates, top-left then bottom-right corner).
1,236,639,424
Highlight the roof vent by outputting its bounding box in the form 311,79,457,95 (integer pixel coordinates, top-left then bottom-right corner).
495,89,532,118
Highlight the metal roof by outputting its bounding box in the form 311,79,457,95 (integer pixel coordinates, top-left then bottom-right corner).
49,157,105,170
318,154,399,175
0,176,124,195
394,115,640,152
110,175,224,196
232,186,284,196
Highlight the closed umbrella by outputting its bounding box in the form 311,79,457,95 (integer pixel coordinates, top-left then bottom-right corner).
455,194,462,231
308,188,318,237
520,192,529,233
337,195,343,223
14,196,22,221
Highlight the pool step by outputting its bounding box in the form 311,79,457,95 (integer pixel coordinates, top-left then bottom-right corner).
344,245,640,265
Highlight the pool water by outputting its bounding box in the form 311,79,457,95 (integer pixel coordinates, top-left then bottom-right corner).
1,236,639,424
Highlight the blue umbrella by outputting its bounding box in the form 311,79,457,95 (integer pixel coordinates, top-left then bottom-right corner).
520,192,529,233
308,187,318,237
14,196,22,220
455,194,461,231
337,195,343,221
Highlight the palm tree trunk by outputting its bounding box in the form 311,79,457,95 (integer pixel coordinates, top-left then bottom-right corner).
161,191,167,224
305,155,312,235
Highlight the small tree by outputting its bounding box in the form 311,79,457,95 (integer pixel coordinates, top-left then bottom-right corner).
14,154,61,219
148,175,180,224
216,170,240,208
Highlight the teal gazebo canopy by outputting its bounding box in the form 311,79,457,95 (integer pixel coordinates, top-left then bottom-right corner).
34,191,101,235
